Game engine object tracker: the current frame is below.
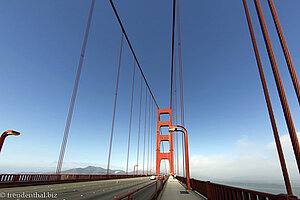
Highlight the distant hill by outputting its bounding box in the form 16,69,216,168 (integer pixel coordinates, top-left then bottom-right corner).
19,166,147,175
62,166,126,175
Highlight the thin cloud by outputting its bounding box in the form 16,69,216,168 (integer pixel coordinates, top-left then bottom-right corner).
189,133,300,183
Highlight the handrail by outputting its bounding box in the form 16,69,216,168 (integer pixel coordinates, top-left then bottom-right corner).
113,176,169,200
0,174,146,187
176,176,298,200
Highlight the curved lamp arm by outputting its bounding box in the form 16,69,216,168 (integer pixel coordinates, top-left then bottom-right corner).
0,130,21,153
169,125,191,190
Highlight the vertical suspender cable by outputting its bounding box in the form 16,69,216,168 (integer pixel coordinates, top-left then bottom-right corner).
136,79,143,175
176,127,179,175
177,0,185,127
143,90,148,174
176,0,185,177
172,57,175,173
147,98,151,174
146,97,149,174
182,133,185,177
107,33,124,175
147,95,152,173
153,104,155,173
172,49,178,175
242,0,293,195
161,139,167,173
149,100,152,174
174,50,179,175
56,0,95,174
155,106,158,173
267,0,300,105
170,0,176,108
151,109,153,174
254,0,300,173
126,62,136,174
153,101,155,173
177,0,185,126
151,105,153,173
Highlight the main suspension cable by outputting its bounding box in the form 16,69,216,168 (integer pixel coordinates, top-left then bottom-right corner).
170,0,176,108
177,0,185,127
109,0,159,108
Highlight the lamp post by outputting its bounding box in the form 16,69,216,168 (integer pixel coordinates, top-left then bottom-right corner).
169,125,190,190
0,130,20,153
133,165,138,176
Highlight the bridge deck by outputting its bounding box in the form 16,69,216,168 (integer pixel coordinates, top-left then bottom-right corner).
158,176,205,200
0,177,156,200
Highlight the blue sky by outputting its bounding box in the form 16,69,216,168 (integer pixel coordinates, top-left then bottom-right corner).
0,0,299,191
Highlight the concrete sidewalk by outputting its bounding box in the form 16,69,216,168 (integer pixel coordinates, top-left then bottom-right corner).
158,176,206,200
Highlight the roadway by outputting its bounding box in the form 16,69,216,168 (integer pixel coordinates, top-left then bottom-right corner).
0,176,160,200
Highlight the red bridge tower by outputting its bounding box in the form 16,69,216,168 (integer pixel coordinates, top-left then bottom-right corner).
156,108,174,175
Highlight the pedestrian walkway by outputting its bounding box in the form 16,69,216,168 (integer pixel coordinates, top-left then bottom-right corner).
158,176,206,200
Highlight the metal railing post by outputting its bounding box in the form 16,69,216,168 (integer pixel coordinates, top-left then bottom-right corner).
206,181,211,200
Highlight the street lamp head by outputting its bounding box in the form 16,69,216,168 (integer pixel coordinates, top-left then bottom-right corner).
5,130,21,136
168,126,178,133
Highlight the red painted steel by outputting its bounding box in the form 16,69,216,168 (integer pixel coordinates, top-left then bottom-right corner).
169,125,191,190
172,45,179,176
147,96,151,174
126,61,136,174
267,0,300,105
0,132,7,152
0,174,146,188
0,130,20,153
254,0,300,173
113,176,169,200
150,176,168,199
176,176,298,200
150,101,153,175
242,0,293,195
176,0,185,128
156,108,174,175
143,90,148,174
177,126,190,190
152,106,156,173
107,33,124,175
109,0,159,108
170,0,176,108
176,0,186,177
136,79,143,175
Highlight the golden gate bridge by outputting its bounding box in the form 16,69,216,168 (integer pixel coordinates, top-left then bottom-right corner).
0,0,299,199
